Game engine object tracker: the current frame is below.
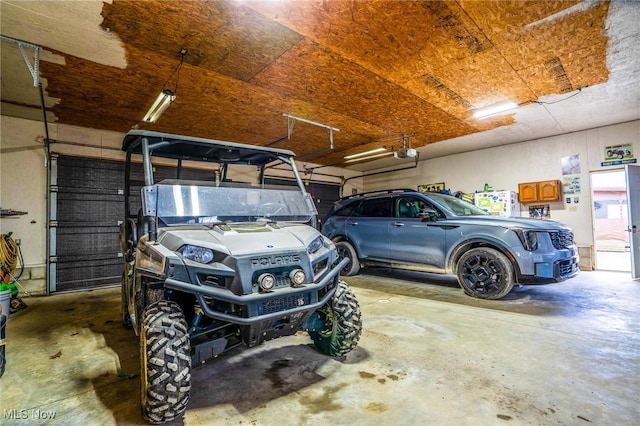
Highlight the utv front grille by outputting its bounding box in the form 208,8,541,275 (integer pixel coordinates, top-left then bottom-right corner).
549,231,574,249
273,275,293,289
202,296,247,318
199,274,227,288
258,294,310,315
313,259,328,279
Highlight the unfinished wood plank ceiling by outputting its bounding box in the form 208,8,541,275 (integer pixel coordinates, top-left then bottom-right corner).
1,0,632,168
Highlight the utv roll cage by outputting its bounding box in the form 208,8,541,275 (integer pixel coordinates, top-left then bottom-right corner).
122,130,316,240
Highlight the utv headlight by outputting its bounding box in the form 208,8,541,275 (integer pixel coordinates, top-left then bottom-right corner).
181,245,215,264
307,235,324,254
290,269,306,286
514,229,538,251
258,273,276,291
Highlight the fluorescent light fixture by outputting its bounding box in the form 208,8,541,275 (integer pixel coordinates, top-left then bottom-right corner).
143,89,176,123
473,101,518,120
344,152,394,163
344,147,387,160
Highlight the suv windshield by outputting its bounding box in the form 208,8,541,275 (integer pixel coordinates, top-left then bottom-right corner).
426,192,489,217
152,182,315,225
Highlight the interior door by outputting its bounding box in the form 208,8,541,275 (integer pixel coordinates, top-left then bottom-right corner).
625,164,640,278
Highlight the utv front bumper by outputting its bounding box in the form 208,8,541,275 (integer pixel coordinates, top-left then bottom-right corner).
164,257,349,325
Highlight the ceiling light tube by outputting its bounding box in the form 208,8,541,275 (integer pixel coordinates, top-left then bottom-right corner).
473,101,518,120
143,89,176,123
344,147,387,159
344,152,394,163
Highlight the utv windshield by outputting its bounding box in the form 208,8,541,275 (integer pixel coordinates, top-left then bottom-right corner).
427,192,489,217
147,183,316,224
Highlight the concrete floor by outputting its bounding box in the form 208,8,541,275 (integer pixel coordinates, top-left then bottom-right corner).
1,270,639,425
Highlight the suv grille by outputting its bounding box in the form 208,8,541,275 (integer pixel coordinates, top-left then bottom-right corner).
549,231,574,249
557,259,577,277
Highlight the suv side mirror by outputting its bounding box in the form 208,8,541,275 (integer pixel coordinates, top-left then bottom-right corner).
419,208,439,222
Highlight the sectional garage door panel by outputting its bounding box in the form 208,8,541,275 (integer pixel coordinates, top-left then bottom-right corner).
55,254,122,291
56,190,123,225
52,156,125,292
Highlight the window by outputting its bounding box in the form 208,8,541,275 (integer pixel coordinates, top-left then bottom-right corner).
334,201,360,217
355,198,393,217
427,192,487,216
396,197,442,219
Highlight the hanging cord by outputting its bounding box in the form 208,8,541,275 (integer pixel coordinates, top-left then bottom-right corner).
0,233,21,278
0,234,29,311
0,233,27,289
532,88,583,105
163,49,187,95
14,239,24,280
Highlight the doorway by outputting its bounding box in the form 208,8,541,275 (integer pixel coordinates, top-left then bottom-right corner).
591,170,630,272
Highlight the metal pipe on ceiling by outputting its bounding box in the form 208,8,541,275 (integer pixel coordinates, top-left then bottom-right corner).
340,153,420,197
283,113,340,150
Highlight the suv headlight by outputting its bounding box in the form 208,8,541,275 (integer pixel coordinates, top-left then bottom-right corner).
180,245,215,264
307,235,325,254
514,229,538,251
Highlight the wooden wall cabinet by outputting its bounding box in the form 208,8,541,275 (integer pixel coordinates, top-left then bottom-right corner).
518,182,538,203
518,180,562,203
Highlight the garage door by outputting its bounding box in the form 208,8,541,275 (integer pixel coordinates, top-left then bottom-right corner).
264,178,340,227
49,155,125,292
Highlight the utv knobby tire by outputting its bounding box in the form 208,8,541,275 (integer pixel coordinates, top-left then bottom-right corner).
309,280,362,356
335,241,360,276
140,300,191,424
456,247,515,300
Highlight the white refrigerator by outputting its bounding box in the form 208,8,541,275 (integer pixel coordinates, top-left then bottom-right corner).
474,191,521,217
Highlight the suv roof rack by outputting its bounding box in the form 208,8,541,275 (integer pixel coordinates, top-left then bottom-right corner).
339,188,415,201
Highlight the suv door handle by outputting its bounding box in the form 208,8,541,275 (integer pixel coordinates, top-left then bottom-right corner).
348,221,358,226
392,222,405,227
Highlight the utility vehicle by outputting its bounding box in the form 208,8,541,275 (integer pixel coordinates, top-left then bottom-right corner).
119,130,362,423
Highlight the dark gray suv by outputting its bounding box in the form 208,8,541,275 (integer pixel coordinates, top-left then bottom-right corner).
322,189,579,300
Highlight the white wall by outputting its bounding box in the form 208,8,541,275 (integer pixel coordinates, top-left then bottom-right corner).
364,120,640,249
0,115,362,294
